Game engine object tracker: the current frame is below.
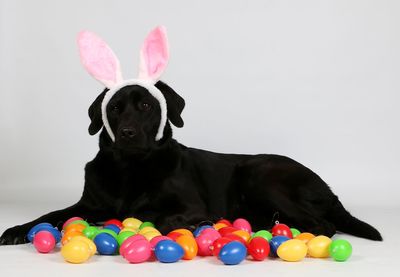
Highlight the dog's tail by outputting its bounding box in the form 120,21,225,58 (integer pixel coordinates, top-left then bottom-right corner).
327,198,383,241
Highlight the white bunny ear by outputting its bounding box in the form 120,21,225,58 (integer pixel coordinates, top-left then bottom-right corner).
77,31,123,88
138,26,169,82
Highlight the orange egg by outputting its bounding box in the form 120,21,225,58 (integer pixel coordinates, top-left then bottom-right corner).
213,223,228,230
295,232,315,244
62,230,83,245
64,224,87,234
232,230,251,243
176,234,198,260
171,228,193,237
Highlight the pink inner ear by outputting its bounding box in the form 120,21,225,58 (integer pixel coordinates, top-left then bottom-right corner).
138,26,169,81
78,31,122,88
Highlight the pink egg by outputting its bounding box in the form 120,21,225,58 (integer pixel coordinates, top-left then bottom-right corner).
33,230,55,253
200,228,221,241
123,239,151,263
233,218,252,233
150,235,172,249
120,234,146,257
195,234,215,256
62,217,83,230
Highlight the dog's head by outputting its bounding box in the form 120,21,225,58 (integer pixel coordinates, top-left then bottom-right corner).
88,81,184,153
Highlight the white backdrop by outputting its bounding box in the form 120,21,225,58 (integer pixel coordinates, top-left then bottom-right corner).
0,0,399,208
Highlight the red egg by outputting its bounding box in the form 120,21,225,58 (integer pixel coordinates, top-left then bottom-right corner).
223,233,247,245
212,237,233,257
218,226,238,237
104,219,123,229
272,223,293,238
216,219,232,227
247,237,270,261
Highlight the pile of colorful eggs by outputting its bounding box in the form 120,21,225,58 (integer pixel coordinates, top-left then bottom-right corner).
27,217,352,264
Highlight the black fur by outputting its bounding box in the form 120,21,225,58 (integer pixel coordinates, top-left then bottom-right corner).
0,81,382,245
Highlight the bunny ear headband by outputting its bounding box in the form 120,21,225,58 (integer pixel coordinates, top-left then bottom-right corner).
77,26,169,142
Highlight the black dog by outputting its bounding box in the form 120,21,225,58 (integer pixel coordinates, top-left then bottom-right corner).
0,81,382,245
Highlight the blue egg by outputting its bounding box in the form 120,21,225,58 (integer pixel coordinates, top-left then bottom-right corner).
269,236,290,256
26,222,54,242
104,224,121,234
193,225,213,237
94,233,118,255
219,241,247,265
154,240,184,263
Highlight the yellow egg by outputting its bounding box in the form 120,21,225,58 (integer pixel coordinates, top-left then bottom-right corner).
142,230,162,241
61,240,91,263
120,227,137,234
69,236,97,256
277,239,308,262
138,226,159,234
213,223,228,230
122,218,143,229
307,235,332,258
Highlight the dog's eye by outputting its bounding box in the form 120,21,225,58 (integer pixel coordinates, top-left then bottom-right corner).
111,105,119,113
140,102,152,111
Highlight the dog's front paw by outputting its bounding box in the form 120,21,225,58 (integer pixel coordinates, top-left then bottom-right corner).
0,225,29,245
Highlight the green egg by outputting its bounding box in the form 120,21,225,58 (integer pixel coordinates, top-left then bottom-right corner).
117,231,136,246
139,221,155,230
96,228,118,240
251,230,273,241
329,239,352,262
290,228,301,238
82,226,99,240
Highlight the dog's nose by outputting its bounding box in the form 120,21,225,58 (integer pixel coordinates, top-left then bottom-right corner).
121,127,137,139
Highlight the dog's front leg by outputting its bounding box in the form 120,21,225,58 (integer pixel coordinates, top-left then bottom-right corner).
0,201,105,245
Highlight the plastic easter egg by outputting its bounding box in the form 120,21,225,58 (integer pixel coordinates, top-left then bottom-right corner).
104,219,123,229
213,223,228,230
212,237,233,257
247,237,270,261
150,236,172,249
277,239,307,262
123,238,151,263
296,232,315,244
139,221,155,229
290,228,301,238
219,241,247,265
117,231,136,247
104,224,121,234
139,226,160,235
142,231,162,241
61,239,91,263
272,223,293,238
218,226,239,237
223,233,247,245
93,233,118,255
171,229,193,237
69,236,97,256
65,223,87,234
232,230,251,243
62,217,83,230
193,225,213,237
122,218,142,229
62,230,83,245
83,226,99,240
97,228,118,240
176,235,198,260
233,218,252,233
27,223,54,242
270,236,290,256
167,232,183,241
329,239,352,262
216,219,232,227
200,228,221,241
120,227,137,234
195,234,214,256
33,230,56,253
154,240,184,263
252,230,273,242
307,235,332,258
119,234,147,257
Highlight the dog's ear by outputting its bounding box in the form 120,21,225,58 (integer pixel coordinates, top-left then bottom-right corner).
155,81,185,128
88,89,108,135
